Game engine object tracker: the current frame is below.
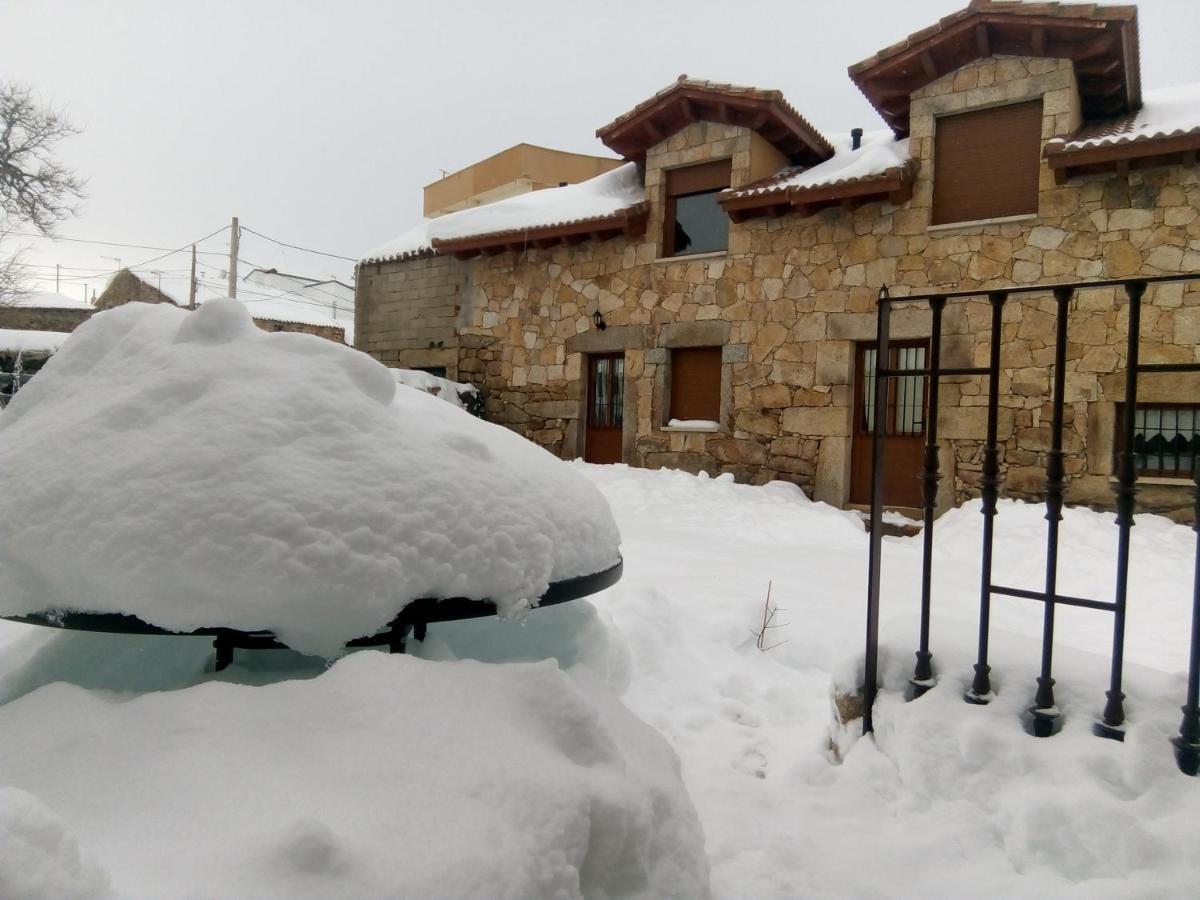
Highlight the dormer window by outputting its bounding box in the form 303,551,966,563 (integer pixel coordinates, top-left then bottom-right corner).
932,100,1042,225
664,159,731,257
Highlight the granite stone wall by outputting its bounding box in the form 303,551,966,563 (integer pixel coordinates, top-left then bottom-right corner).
358,56,1200,518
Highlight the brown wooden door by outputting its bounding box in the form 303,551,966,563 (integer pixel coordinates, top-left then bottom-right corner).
585,353,624,464
849,340,928,508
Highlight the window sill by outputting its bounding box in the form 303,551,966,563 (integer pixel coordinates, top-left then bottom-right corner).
653,250,728,265
1107,475,1195,487
660,424,722,434
927,213,1037,233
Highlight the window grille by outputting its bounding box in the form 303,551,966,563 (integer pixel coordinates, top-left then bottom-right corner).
1117,403,1200,477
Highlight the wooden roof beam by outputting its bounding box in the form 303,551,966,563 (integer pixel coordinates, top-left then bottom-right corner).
641,118,664,146
1074,31,1117,61
975,22,990,57
919,50,939,80
1076,57,1120,77
1031,26,1045,57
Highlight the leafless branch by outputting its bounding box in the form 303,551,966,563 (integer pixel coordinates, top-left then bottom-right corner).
0,80,85,237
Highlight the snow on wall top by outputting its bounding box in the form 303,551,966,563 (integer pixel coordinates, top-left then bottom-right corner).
0,328,70,353
726,130,911,199
219,291,351,338
0,300,621,657
361,163,645,264
1049,82,1200,151
5,291,92,310
392,368,477,409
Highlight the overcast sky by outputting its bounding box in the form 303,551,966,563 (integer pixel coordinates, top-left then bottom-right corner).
2,0,1198,301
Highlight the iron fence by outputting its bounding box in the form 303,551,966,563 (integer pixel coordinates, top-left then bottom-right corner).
863,273,1200,776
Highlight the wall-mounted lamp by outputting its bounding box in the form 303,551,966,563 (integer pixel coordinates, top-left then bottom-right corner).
592,310,607,331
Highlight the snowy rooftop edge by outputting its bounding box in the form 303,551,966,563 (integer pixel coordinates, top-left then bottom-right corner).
726,131,912,199
1046,83,1200,152
363,80,1199,261
0,328,71,353
360,163,646,265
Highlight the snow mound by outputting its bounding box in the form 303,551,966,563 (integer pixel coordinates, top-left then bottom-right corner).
0,300,620,657
0,652,710,899
0,786,111,900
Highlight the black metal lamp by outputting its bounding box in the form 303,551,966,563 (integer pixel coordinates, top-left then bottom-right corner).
592,310,606,331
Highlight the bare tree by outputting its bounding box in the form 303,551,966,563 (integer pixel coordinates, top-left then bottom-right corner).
0,81,85,303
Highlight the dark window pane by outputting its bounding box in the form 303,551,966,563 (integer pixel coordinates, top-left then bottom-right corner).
1125,403,1200,477
672,190,728,256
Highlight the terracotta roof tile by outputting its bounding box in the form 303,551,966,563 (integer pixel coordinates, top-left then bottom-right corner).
596,77,832,165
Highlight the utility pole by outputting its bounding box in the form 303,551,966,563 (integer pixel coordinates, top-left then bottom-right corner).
188,244,197,310
227,216,239,298
55,264,60,293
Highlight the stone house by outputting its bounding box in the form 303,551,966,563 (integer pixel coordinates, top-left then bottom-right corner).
356,0,1200,517
0,291,93,333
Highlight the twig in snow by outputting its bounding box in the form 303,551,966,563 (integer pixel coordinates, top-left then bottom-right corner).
753,580,789,652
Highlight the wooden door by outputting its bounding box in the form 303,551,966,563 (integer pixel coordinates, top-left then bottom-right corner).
585,353,624,464
849,340,928,508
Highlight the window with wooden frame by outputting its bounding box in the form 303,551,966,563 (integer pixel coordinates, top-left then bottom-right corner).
932,100,1042,226
669,347,722,424
663,159,731,257
1114,403,1200,478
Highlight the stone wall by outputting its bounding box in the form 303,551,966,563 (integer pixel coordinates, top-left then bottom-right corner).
0,306,92,333
356,253,468,379
251,318,346,344
358,55,1200,517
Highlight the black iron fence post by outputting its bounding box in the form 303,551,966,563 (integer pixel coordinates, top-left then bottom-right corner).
967,291,1007,704
911,296,945,698
1174,461,1200,774
1099,280,1146,737
1030,287,1073,735
863,288,892,735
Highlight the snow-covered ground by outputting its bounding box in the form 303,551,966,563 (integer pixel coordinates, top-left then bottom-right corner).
2,460,1197,897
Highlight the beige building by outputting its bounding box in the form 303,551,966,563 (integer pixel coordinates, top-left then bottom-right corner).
356,0,1200,518
423,144,624,218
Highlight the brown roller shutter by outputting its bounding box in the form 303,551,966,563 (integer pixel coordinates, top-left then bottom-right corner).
666,158,732,196
670,347,722,421
932,100,1042,225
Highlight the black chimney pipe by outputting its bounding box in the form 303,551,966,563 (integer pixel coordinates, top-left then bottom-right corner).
851,128,864,150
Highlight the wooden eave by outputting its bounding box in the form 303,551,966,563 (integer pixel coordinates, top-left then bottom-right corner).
1044,131,1200,182
849,2,1141,137
720,161,919,223
429,203,649,260
596,81,834,167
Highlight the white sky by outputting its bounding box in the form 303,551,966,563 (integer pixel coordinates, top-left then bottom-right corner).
1,0,1198,301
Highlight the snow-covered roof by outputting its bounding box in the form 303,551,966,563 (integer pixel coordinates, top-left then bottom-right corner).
361,163,646,264
6,291,92,310
0,299,621,658
245,269,355,304
1049,83,1200,152
0,328,70,354
224,293,349,334
727,131,912,199
200,272,355,342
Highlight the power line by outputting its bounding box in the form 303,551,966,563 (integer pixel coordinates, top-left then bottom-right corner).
0,229,230,256
119,224,233,276
194,276,351,318
239,226,357,262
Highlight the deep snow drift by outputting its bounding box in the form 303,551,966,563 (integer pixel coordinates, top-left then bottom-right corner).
0,651,709,899
0,300,619,657
1,460,1198,898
